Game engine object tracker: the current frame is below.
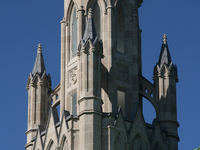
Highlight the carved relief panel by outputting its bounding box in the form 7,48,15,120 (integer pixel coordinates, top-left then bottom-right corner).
69,67,77,86
116,64,128,83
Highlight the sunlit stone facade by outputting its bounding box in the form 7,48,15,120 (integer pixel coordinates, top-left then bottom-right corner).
25,0,179,150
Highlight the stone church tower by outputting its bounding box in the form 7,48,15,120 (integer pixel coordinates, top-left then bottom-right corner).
25,0,179,150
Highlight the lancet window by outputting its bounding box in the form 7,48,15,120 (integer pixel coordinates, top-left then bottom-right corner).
116,4,125,53
92,1,101,39
71,6,77,58
71,92,77,115
117,90,126,114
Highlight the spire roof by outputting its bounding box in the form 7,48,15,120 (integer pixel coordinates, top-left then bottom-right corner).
82,8,97,43
158,34,172,67
32,44,46,76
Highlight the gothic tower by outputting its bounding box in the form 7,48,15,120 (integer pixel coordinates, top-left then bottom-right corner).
25,0,179,150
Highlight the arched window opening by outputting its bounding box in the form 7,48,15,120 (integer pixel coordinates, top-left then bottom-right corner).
92,1,101,39
71,6,77,58
117,4,125,53
117,90,126,115
71,93,77,115
150,92,153,98
145,88,148,94
142,97,156,124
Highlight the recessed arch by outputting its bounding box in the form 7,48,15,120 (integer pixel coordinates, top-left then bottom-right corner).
60,135,69,150
85,0,106,16
65,0,78,25
114,132,125,150
46,139,54,150
131,134,147,150
71,5,77,58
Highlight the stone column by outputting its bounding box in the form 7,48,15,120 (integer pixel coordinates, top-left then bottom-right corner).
65,22,70,110
60,18,66,117
106,2,115,113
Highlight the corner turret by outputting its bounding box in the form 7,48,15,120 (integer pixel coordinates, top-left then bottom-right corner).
77,8,103,150
153,35,179,150
25,44,51,150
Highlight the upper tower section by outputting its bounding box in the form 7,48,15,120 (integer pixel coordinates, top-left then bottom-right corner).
60,0,144,118
26,44,51,146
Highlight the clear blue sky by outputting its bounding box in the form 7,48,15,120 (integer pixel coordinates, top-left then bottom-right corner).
0,0,199,149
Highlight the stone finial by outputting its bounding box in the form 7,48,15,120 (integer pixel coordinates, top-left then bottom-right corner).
37,43,42,53
162,34,167,44
88,8,93,18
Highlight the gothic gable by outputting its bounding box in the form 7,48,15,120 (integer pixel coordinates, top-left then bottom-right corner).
43,107,59,150
128,102,150,148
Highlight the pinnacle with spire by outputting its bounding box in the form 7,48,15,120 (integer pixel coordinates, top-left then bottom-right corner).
32,43,46,77
82,8,97,43
158,34,172,67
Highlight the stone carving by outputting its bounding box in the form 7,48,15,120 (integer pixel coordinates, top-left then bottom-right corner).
116,65,128,82
69,67,77,85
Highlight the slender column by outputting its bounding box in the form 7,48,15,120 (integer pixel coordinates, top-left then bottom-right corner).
106,2,114,113
131,3,139,106
60,18,66,117
65,23,70,110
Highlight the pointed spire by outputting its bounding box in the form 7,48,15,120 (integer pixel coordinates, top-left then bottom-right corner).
158,34,172,67
82,8,97,43
32,43,46,77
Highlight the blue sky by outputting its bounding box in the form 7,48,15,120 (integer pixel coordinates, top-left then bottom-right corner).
0,0,199,149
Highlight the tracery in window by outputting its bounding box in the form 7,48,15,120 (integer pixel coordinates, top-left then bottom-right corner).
116,4,125,53
71,6,77,57
92,1,101,39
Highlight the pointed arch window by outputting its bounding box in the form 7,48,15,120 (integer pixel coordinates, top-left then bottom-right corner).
92,1,101,39
116,4,125,53
71,6,77,57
